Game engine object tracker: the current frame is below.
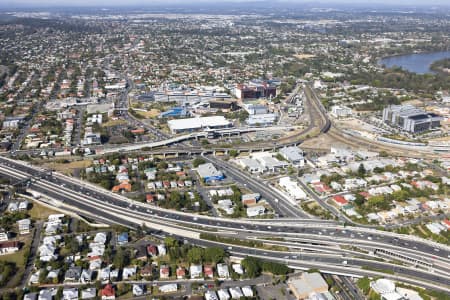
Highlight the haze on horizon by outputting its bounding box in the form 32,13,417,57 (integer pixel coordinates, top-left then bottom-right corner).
1,0,450,8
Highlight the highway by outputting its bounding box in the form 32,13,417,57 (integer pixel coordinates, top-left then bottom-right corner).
1,157,450,293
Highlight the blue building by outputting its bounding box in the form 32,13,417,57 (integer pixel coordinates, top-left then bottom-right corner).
117,232,129,245
159,107,187,118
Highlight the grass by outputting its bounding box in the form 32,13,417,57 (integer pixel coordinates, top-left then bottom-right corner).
136,109,160,119
103,119,127,127
42,160,92,175
0,235,31,267
29,202,61,220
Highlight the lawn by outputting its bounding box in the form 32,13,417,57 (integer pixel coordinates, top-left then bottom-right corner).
29,201,61,220
43,160,92,175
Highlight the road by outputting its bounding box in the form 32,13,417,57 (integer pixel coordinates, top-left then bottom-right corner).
1,158,450,293
203,155,311,218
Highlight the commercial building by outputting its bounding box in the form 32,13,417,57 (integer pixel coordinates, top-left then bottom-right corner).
331,105,352,118
279,146,305,167
382,105,442,133
288,272,328,300
279,177,307,200
167,116,232,134
234,80,277,100
196,163,225,183
246,114,277,126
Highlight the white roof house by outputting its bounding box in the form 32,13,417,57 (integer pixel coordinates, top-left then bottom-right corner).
218,289,230,300
190,264,203,278
232,264,244,275
217,263,230,278
123,266,137,280
159,283,177,293
242,286,254,297
62,288,78,300
132,284,144,296
246,205,265,217
229,287,243,299
205,290,219,300
81,288,96,299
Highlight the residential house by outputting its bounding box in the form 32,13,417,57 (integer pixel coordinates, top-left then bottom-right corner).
101,284,115,300
160,265,170,279
217,264,229,278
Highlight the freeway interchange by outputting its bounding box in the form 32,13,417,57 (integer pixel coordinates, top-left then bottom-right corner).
1,156,450,294
2,83,450,294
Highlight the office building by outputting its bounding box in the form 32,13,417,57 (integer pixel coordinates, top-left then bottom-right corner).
382,105,442,133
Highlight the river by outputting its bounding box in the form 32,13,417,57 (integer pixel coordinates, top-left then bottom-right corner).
379,50,450,74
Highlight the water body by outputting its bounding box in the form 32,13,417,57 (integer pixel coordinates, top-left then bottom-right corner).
379,51,450,74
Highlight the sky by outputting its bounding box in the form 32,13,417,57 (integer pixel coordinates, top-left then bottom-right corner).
1,0,449,8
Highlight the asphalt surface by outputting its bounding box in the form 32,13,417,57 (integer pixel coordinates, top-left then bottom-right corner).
1,158,450,293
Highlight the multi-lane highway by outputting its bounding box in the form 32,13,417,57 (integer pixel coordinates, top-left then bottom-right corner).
1,156,450,293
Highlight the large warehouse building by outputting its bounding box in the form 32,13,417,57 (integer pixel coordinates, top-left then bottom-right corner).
382,105,442,133
167,116,232,134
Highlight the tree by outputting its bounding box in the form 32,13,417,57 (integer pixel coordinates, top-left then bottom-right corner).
229,149,239,157
187,247,204,264
193,158,206,168
357,163,366,177
204,247,225,264
241,256,261,278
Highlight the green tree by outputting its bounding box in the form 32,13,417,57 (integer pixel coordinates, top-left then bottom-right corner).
187,247,205,264
204,247,225,264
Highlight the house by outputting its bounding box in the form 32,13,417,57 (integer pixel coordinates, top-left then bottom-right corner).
146,194,155,203
246,205,265,217
29,270,40,285
0,231,8,242
47,269,60,281
241,193,260,206
332,195,349,207
123,266,137,280
0,241,19,254
17,219,31,234
232,264,244,275
242,286,253,297
205,290,219,300
160,265,170,279
109,269,119,281
62,288,78,300
229,287,243,299
204,265,214,279
101,284,115,300
80,269,93,283
140,264,153,277
94,232,107,244
23,293,37,300
217,263,229,278
65,266,82,282
159,283,178,293
81,288,96,300
218,289,230,300
89,257,102,270
190,264,203,278
132,284,145,296
19,200,29,211
99,267,110,282
117,232,128,245
157,244,167,256
176,267,186,279
38,289,55,300
147,244,158,256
